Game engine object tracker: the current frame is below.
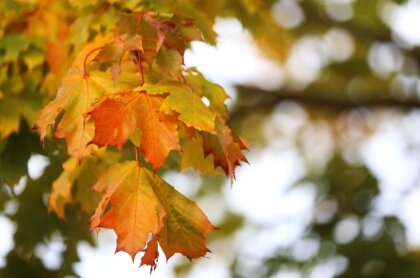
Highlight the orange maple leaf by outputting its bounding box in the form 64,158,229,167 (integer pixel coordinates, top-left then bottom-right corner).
140,234,159,272
203,119,248,177
90,162,165,259
89,90,181,171
90,161,216,263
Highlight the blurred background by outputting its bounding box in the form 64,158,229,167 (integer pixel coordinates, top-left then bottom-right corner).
2,0,420,277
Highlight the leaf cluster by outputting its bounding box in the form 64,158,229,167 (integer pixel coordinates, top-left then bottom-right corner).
33,10,247,270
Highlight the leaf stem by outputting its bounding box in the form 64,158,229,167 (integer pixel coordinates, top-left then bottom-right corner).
136,50,145,85
180,70,187,84
83,46,104,77
135,13,142,34
135,146,139,162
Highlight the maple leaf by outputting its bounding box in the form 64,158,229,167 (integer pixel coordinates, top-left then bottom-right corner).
140,234,159,272
89,90,180,170
144,81,216,133
90,161,216,262
89,161,165,259
153,14,204,55
118,13,166,65
202,119,248,177
34,70,137,160
114,12,202,66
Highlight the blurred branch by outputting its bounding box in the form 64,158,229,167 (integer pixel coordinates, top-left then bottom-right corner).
231,85,420,120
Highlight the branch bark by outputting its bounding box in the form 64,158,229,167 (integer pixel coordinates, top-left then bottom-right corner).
230,85,420,121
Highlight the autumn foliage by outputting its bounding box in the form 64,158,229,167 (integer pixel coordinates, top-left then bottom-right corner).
34,11,247,270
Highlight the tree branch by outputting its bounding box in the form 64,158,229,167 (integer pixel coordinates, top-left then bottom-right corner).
230,85,420,120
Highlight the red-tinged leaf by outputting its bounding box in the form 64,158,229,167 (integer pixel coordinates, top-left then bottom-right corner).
114,13,202,67
202,119,248,177
155,14,203,56
89,90,180,170
140,234,159,272
90,161,216,263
